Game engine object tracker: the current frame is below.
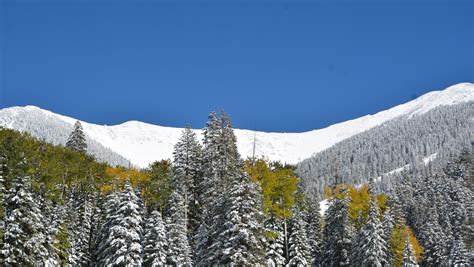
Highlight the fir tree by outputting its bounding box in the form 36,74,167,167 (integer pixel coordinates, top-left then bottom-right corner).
166,190,192,266
143,210,167,267
66,121,87,153
172,127,202,248
96,179,144,266
305,195,323,266
68,191,94,265
212,173,266,265
264,217,286,267
402,235,418,267
194,112,242,265
321,188,354,267
351,197,388,267
448,233,469,267
286,206,310,266
1,176,58,265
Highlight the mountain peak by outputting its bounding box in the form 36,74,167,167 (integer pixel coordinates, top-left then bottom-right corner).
0,83,472,167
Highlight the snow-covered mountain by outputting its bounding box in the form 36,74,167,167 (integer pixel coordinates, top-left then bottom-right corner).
0,83,473,167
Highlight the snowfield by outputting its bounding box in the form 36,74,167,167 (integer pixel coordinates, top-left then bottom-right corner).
0,83,472,168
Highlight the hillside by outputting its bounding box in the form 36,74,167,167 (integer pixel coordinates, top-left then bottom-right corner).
0,83,472,167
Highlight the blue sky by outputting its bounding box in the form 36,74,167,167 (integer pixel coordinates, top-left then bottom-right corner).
1,0,472,132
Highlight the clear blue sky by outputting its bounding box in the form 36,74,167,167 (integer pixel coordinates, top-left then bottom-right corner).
1,0,472,132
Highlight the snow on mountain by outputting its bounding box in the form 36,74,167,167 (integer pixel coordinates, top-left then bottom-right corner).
0,83,472,168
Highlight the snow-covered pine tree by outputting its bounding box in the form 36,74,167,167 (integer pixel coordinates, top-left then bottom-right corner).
166,190,192,266
1,175,58,265
172,127,203,240
305,195,323,266
143,210,167,266
321,187,354,267
419,208,448,266
286,206,310,266
67,191,94,265
66,121,87,153
264,217,286,267
382,207,396,264
212,172,266,265
448,232,469,267
96,179,144,266
194,112,242,265
402,235,418,267
351,197,388,267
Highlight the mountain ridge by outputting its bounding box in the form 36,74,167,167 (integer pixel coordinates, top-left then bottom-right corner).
0,82,472,167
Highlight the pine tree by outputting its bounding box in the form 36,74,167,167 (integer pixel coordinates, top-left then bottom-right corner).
96,179,144,266
212,173,266,265
448,233,469,267
402,235,418,267
143,210,167,266
166,190,192,266
286,206,310,266
264,217,286,267
172,127,202,249
68,191,94,265
1,176,58,265
351,197,388,266
66,121,87,153
305,195,323,266
194,112,242,265
321,188,354,267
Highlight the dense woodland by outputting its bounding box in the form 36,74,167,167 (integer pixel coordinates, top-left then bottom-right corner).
0,110,472,266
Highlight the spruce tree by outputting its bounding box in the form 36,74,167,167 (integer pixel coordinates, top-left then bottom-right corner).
194,112,242,265
448,233,469,267
68,192,94,265
66,121,87,153
96,180,144,266
1,176,58,265
166,190,192,266
143,210,167,266
264,217,286,267
172,127,202,249
305,195,323,266
286,206,310,266
351,197,388,266
402,235,418,267
212,173,266,265
321,188,354,267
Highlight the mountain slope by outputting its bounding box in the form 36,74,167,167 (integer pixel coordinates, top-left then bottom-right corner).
0,83,472,167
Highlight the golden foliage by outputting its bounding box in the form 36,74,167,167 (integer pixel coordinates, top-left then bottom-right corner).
245,159,298,219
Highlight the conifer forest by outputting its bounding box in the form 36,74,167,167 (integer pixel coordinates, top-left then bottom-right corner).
0,108,472,267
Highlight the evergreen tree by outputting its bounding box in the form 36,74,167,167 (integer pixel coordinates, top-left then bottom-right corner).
448,233,469,267
351,197,388,266
68,192,94,265
166,190,192,266
286,206,310,266
194,112,242,265
66,121,87,153
264,217,286,267
143,210,167,267
305,195,323,266
1,176,58,265
172,127,202,250
212,173,266,265
96,180,143,266
402,235,418,267
321,188,354,267
53,223,71,266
